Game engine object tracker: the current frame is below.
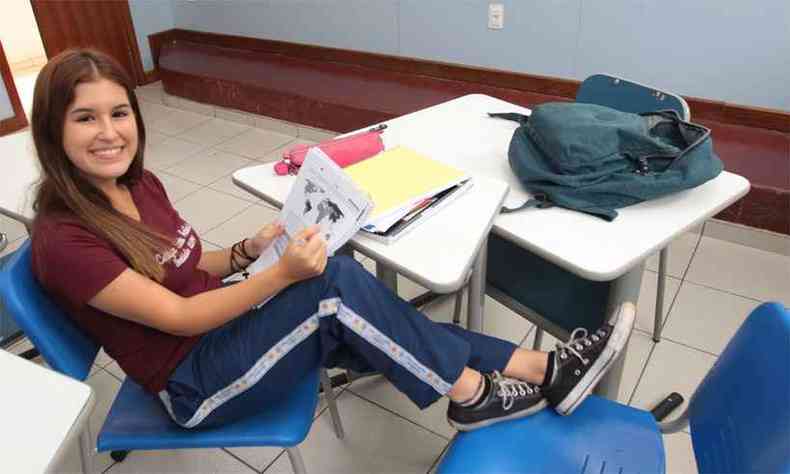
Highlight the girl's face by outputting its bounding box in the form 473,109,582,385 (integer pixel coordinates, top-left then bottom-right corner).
62,78,138,190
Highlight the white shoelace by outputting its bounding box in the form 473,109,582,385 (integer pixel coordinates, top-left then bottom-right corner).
492,371,538,411
555,327,607,367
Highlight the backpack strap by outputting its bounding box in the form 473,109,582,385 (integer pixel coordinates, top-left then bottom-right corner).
501,193,554,213
488,112,530,124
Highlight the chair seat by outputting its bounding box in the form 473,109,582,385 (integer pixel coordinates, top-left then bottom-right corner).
97,368,320,452
438,395,665,474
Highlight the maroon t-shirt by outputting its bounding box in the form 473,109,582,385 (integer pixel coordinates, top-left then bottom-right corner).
31,170,222,393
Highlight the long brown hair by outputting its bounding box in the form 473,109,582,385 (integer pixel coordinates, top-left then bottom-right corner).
32,49,169,282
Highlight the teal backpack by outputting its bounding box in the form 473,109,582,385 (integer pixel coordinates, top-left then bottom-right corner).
491,102,723,220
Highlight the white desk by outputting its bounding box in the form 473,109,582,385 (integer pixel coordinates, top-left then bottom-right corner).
368,94,750,397
0,349,95,473
0,130,38,228
234,163,509,331
378,94,750,281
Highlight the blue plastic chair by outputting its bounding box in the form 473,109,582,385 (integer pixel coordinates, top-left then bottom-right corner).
437,301,790,474
0,241,344,473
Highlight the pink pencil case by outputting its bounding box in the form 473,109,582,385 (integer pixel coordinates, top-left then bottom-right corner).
274,124,387,176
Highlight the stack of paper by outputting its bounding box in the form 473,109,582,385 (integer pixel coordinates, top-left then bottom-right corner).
225,148,374,306
344,146,471,235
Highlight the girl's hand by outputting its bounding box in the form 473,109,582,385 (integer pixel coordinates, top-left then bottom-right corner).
249,221,285,257
277,225,327,283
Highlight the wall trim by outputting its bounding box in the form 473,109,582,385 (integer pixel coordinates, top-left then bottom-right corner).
149,28,790,132
0,41,28,137
143,69,160,85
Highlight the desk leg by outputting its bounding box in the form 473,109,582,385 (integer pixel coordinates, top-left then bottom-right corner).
467,237,488,333
376,264,398,293
594,262,644,400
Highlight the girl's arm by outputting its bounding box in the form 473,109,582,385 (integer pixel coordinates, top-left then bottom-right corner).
89,226,326,337
197,222,284,278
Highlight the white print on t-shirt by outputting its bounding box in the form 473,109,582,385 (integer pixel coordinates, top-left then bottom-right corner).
156,222,195,268
176,223,191,238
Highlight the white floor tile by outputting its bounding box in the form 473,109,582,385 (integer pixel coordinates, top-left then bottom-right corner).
145,130,169,147
201,239,222,251
259,391,447,474
347,375,455,439
138,101,176,125
216,107,258,127
260,138,318,164
176,118,251,148
421,290,534,347
617,330,656,403
521,324,560,352
685,237,790,303
154,171,202,203
705,218,790,256
0,214,28,243
481,296,535,346
103,361,126,381
256,116,299,136
145,137,207,171
134,85,164,104
396,273,430,301
89,349,113,377
106,448,256,473
164,149,254,186
663,431,699,474
297,126,336,142
629,339,717,416
0,235,25,258
176,97,215,116
645,231,701,278
93,348,113,368
216,129,296,160
5,335,35,355
224,387,344,472
148,109,213,136
208,174,263,203
201,204,280,249
636,270,682,335
662,281,761,355
172,188,253,235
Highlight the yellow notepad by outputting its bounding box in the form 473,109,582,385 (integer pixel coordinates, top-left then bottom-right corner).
344,146,468,221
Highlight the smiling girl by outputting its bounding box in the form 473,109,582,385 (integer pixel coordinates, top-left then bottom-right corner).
30,49,634,432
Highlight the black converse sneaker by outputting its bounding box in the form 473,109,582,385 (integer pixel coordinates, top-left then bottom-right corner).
447,371,548,431
543,302,636,416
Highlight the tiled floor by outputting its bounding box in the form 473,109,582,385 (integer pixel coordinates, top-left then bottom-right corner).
1,81,789,473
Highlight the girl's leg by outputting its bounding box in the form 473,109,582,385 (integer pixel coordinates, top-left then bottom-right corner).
438,323,549,384
161,255,522,428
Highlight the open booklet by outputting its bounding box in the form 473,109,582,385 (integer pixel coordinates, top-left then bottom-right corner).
223,148,374,306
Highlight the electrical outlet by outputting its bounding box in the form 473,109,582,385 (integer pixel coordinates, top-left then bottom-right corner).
488,3,504,30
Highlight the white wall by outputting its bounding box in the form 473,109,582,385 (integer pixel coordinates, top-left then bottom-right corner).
0,0,46,68
129,0,176,72
159,0,789,111
0,79,14,121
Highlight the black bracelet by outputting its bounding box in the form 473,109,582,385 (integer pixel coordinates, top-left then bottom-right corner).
229,239,256,275
238,238,255,260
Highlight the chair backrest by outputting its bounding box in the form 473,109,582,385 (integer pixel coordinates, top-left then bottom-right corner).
0,240,99,381
576,74,691,120
689,302,790,474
